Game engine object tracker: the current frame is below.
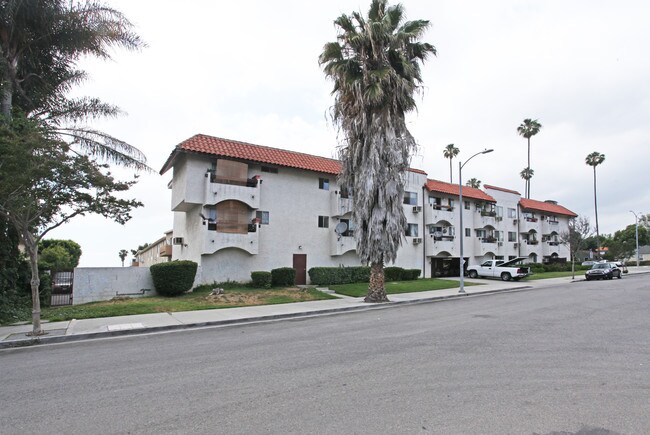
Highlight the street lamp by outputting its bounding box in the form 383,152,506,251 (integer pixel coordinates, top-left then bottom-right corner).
630,210,640,267
458,148,494,293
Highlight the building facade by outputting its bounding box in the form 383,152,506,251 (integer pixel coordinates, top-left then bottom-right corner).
160,134,576,284
133,230,173,267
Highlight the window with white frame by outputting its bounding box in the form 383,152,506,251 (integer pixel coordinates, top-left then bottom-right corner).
508,208,517,218
319,178,330,190
256,210,270,225
508,231,517,242
404,192,418,205
318,216,329,228
406,223,418,237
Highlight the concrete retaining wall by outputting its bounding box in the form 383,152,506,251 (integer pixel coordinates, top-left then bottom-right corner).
73,267,156,305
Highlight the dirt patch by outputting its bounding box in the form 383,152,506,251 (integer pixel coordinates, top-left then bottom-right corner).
203,288,307,305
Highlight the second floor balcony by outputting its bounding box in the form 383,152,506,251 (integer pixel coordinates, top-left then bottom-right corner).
330,191,353,217
330,230,356,256
203,222,259,255
206,175,260,209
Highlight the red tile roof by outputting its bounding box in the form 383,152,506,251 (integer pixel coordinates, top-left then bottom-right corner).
519,198,577,217
484,184,521,195
160,134,427,176
425,179,496,202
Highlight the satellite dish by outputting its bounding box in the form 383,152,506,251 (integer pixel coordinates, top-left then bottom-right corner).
433,231,443,238
334,222,348,235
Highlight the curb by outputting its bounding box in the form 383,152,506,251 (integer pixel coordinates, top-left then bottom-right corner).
0,284,534,350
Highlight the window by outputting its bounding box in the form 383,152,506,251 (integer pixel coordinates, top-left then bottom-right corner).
464,201,471,210
508,208,517,218
508,255,517,260
256,210,269,225
465,228,471,237
404,191,418,205
319,178,330,190
496,206,503,217
475,229,487,238
495,231,503,241
448,199,454,208
206,206,217,231
508,231,517,242
261,166,278,174
318,216,329,228
406,223,418,237
340,185,352,198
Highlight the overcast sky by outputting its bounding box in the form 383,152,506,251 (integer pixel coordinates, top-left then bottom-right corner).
49,0,650,267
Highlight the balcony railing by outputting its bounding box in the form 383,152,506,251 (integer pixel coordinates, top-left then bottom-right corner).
207,222,258,233
210,175,259,187
432,235,455,241
480,210,497,217
431,204,454,212
159,245,172,257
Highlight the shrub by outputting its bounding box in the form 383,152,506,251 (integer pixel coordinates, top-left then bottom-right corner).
271,267,295,287
384,267,404,282
251,271,272,288
308,266,371,286
404,269,421,280
150,260,198,296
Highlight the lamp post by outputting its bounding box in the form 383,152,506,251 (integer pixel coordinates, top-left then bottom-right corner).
459,148,494,293
630,210,640,267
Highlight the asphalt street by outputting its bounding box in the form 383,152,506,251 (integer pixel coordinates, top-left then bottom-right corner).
1,275,648,434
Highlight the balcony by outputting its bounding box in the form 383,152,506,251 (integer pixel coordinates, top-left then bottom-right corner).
330,192,353,217
159,245,172,257
520,241,541,257
520,217,541,233
426,235,456,256
542,240,561,256
542,219,560,234
473,237,498,256
330,231,356,256
203,223,259,255
205,176,260,209
428,204,456,224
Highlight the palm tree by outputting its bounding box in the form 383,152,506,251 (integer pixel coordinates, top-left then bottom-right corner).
517,118,542,198
443,144,459,183
320,0,435,302
0,0,148,170
118,249,128,267
585,151,605,257
520,167,534,194
466,178,481,188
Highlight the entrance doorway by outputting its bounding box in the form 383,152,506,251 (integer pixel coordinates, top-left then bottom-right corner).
430,257,467,278
293,254,307,285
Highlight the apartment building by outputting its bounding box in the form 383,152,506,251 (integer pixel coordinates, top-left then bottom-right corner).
132,230,173,267
160,134,576,284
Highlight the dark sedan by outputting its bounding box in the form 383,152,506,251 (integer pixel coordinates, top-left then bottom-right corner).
585,262,622,281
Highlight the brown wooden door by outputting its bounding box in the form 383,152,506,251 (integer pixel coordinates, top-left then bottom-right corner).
293,254,307,285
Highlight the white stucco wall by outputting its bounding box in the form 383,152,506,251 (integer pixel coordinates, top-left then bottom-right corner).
73,267,155,305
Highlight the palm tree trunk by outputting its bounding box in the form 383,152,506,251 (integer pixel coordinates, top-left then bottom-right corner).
366,260,388,302
449,158,453,183
527,137,531,198
593,166,600,258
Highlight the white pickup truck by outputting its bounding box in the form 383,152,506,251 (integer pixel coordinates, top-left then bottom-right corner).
466,257,531,281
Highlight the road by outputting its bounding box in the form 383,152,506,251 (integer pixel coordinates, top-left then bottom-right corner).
1,276,648,434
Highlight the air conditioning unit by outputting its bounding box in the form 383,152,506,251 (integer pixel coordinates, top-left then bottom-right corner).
172,237,184,245
412,237,422,245
514,243,519,248
412,206,422,213
496,216,503,221
513,219,518,224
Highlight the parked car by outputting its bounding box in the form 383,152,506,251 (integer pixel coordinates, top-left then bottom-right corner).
585,262,622,281
581,260,595,267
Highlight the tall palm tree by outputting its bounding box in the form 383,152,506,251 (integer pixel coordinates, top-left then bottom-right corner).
320,0,435,302
466,178,481,188
0,0,148,170
443,143,459,183
520,167,534,194
118,249,128,267
517,118,542,198
585,151,605,257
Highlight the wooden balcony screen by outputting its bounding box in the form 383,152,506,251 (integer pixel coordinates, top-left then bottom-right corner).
215,159,248,185
216,200,248,234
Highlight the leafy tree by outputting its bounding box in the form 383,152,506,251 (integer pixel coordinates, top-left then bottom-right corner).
0,117,142,335
0,0,148,170
560,216,592,279
517,118,541,198
443,144,459,183
465,178,481,188
119,249,128,267
585,151,605,256
39,239,82,269
319,0,435,302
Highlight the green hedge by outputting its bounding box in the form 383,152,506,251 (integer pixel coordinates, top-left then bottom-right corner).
150,261,198,296
271,267,295,286
307,266,421,285
308,266,370,286
251,271,272,288
529,262,591,273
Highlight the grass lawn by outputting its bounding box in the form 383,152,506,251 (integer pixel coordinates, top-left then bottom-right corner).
330,278,478,298
41,285,337,322
526,271,585,280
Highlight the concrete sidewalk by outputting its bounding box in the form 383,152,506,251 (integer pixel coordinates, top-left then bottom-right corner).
2,267,648,349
